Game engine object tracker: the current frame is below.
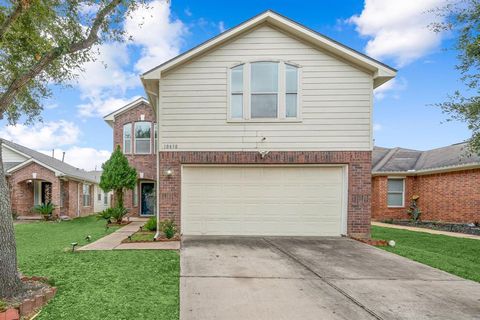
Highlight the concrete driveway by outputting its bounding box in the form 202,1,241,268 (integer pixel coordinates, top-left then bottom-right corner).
180,237,480,320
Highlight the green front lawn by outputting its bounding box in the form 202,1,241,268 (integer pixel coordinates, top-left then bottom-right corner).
15,216,179,320
372,226,480,283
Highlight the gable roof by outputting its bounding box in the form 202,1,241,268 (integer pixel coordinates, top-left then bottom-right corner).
141,10,396,108
2,139,99,183
372,142,480,175
103,97,150,127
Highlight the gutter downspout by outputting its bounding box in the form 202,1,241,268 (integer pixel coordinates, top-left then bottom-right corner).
154,91,161,239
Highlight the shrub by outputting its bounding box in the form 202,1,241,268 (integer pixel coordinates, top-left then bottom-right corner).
407,195,422,222
33,202,55,220
98,207,127,224
144,217,157,231
0,299,6,312
159,219,176,239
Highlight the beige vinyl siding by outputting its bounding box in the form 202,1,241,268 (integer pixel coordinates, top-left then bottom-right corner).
159,25,373,151
2,146,28,162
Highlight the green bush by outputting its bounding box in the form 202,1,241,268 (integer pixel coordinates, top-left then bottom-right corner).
98,207,127,224
0,300,6,312
159,219,177,239
33,202,55,220
144,217,157,231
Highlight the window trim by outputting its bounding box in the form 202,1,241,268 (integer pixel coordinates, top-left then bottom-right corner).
387,177,405,208
134,121,152,155
227,60,302,123
123,123,132,154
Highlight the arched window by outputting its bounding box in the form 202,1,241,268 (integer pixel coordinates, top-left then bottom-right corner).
123,123,132,154
229,61,300,120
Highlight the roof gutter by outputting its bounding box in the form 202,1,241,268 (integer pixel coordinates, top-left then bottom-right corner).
372,162,480,176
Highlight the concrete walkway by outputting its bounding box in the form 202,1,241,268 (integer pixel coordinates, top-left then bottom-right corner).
372,221,480,240
78,221,144,250
78,221,180,251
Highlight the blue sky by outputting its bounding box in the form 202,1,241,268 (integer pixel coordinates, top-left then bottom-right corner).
0,0,471,170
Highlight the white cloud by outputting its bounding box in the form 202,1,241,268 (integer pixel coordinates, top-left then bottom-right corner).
218,21,226,33
373,123,383,132
374,77,407,100
78,95,141,118
0,120,80,150
75,0,187,118
125,0,188,73
41,147,111,171
348,0,447,67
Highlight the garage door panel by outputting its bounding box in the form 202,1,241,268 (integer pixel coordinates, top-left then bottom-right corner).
182,166,345,236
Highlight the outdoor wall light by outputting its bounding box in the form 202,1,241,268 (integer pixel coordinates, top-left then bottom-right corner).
165,168,173,177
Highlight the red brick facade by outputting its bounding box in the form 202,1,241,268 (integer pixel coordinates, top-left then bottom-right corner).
372,168,480,223
7,162,94,218
159,151,372,238
112,101,157,216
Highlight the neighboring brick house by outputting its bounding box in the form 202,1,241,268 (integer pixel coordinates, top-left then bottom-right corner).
103,98,157,217
1,139,110,218
372,142,480,223
138,11,396,238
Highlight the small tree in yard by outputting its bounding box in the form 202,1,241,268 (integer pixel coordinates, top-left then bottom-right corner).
0,0,147,298
100,146,137,211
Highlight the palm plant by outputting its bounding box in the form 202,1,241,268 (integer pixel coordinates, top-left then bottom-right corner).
33,202,55,220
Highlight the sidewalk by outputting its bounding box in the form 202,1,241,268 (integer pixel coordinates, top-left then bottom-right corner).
78,221,180,250
372,221,480,240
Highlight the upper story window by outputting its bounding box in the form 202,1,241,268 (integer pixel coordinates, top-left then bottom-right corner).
229,61,300,121
123,123,132,154
154,123,158,153
387,178,405,207
134,122,151,154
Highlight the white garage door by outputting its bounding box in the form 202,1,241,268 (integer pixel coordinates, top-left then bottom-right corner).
181,166,346,236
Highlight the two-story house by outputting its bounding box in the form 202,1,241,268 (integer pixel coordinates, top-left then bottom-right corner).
104,98,157,217
134,11,394,237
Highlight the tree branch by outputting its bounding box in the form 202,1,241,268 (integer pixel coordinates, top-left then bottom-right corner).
0,0,124,118
0,0,31,41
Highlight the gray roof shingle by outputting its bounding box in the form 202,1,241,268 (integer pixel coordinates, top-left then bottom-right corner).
2,139,99,183
373,142,480,173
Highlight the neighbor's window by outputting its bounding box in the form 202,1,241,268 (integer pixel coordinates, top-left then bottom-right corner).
134,122,151,154
104,192,108,205
97,192,102,201
123,123,132,154
387,178,404,207
229,61,299,120
82,184,91,207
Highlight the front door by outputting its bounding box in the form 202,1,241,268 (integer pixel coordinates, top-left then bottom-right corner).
140,182,155,216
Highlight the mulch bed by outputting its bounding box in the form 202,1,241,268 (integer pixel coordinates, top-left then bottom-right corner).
382,220,480,236
1,277,56,320
121,231,180,243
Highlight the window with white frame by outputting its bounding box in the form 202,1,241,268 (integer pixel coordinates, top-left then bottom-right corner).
154,123,158,153
97,192,102,201
134,122,151,154
104,192,108,205
229,61,299,120
123,123,132,154
387,178,404,207
82,184,91,207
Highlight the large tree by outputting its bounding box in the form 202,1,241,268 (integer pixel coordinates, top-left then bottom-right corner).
431,0,480,154
99,145,137,209
0,0,145,298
